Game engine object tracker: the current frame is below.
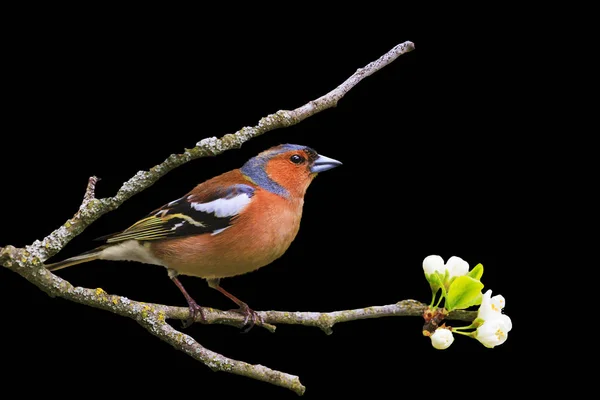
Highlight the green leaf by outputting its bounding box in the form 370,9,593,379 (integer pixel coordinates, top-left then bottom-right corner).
472,291,483,306
467,263,484,281
446,276,484,311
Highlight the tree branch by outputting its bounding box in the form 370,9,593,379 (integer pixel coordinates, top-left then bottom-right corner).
1,41,416,395
19,40,415,266
258,301,475,335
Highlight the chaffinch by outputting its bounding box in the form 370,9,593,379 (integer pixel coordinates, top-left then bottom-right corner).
46,144,342,328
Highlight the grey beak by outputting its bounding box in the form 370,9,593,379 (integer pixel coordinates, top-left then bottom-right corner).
310,154,343,173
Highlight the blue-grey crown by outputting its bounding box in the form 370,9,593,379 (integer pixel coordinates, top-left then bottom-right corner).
240,144,314,197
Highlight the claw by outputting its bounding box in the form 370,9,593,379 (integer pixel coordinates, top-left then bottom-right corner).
182,299,206,329
207,278,264,332
230,303,264,332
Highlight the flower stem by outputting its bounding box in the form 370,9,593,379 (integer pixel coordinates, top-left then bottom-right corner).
430,289,440,308
452,329,474,337
435,286,446,308
452,323,476,331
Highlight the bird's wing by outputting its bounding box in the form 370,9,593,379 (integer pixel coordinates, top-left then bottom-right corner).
101,184,255,243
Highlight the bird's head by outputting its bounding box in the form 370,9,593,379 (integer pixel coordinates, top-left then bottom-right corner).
241,144,342,198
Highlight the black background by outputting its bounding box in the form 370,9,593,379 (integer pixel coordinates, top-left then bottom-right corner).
1,7,524,399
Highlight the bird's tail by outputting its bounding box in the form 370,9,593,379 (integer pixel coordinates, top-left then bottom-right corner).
45,246,108,272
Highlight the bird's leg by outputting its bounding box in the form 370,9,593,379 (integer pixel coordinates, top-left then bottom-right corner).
168,269,205,328
207,278,263,332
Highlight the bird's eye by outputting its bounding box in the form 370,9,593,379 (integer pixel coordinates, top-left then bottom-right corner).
290,154,305,164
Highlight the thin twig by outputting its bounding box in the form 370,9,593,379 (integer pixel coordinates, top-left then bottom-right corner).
82,176,99,204
1,41,416,395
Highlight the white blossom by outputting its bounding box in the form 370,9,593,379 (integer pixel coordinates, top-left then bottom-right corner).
430,328,454,350
477,289,508,322
476,315,512,348
422,255,469,277
475,289,512,348
446,256,469,277
423,255,445,275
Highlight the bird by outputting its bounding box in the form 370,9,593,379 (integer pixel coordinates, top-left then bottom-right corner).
45,144,342,329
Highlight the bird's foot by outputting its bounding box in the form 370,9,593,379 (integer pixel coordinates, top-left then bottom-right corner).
182,299,206,329
230,302,264,333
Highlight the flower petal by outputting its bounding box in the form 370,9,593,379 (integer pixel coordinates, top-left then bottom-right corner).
446,256,469,277
431,328,454,350
423,255,445,275
491,294,506,311
498,314,512,332
477,289,498,320
476,318,510,348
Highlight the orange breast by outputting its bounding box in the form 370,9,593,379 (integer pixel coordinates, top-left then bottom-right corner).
149,191,303,279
